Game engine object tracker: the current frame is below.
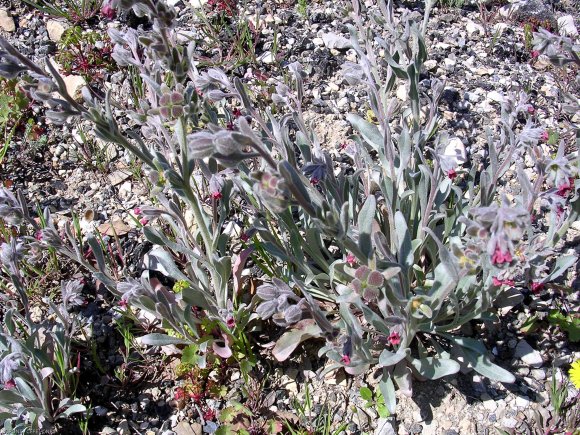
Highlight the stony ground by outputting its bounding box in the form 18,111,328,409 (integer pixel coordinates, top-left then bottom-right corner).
0,0,579,434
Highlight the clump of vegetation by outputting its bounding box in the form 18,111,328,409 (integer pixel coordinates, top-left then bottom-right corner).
55,26,116,81
0,0,578,432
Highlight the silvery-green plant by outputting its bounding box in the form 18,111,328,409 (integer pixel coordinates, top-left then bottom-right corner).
0,0,577,416
0,210,86,430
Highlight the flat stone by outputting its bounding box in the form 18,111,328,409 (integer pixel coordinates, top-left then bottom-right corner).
501,417,518,429
259,51,275,64
558,15,578,37
118,420,131,435
63,74,86,99
47,19,68,42
374,418,397,435
0,9,15,32
515,396,531,408
108,170,131,186
444,137,467,166
465,19,484,37
424,60,437,71
487,91,504,103
174,421,202,435
514,340,543,368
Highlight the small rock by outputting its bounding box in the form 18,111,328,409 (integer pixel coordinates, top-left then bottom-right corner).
515,396,530,408
374,418,397,435
259,51,275,64
424,59,437,71
108,170,131,186
465,19,484,37
396,84,407,101
514,340,543,368
444,137,467,166
0,9,15,32
101,427,117,435
501,417,518,429
175,421,202,435
487,91,504,103
558,15,578,37
322,32,351,50
118,420,131,435
94,406,108,416
313,37,324,47
63,74,86,99
47,19,68,42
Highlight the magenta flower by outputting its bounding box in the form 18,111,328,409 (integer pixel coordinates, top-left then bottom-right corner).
346,253,356,267
530,281,544,293
448,168,457,180
557,178,575,197
211,190,223,200
527,105,535,114
226,314,235,329
388,332,401,346
4,379,15,389
491,243,513,265
100,1,116,19
492,276,515,286
540,130,549,142
133,207,142,215
340,354,351,365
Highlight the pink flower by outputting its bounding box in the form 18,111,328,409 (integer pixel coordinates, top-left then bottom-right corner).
190,392,203,402
240,232,250,243
118,299,128,308
139,218,149,225
491,244,512,265
226,315,235,329
4,379,15,389
540,130,549,142
203,408,216,421
527,105,535,114
493,277,515,287
211,191,222,200
530,281,544,293
346,253,356,267
388,332,401,346
133,207,142,215
448,169,457,180
232,108,242,118
557,178,575,197
531,50,540,58
310,177,319,185
100,1,116,19
340,354,351,365
34,230,43,241
174,387,186,400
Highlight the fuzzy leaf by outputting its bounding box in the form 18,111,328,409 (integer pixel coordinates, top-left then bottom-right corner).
395,211,413,269
347,114,384,151
545,255,577,282
358,195,376,258
378,349,406,367
408,357,460,379
462,348,515,383
272,320,322,361
140,333,191,346
61,404,87,417
379,373,396,414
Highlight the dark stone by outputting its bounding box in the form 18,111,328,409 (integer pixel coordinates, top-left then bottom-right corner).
512,0,557,30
